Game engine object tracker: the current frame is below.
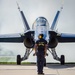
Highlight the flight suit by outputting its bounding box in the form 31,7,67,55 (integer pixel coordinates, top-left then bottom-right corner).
35,38,47,74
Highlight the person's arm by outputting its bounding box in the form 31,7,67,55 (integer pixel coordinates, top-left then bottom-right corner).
44,44,47,57
34,44,38,55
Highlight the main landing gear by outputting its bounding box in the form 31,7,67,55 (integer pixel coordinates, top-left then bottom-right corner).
48,48,65,65
60,55,65,65
17,48,65,65
17,55,21,65
17,48,33,65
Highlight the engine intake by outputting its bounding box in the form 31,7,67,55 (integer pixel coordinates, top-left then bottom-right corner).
24,37,35,48
48,38,58,48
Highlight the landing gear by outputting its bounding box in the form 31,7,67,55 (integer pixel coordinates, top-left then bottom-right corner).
16,48,33,65
60,55,65,65
48,48,65,65
17,55,21,65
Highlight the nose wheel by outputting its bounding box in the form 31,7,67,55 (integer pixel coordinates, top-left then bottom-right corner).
17,55,21,65
60,55,65,65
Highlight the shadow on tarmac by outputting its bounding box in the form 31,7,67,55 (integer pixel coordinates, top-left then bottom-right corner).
46,64,75,69
45,74,57,75
21,63,75,70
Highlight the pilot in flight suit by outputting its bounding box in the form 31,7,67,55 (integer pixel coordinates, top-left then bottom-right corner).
34,34,47,75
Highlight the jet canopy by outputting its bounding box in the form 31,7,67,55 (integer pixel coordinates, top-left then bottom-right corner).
32,17,49,29
33,17,49,40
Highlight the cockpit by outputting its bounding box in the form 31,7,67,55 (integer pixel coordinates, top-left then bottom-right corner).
33,17,49,28
36,17,47,26
33,17,49,41
32,17,49,30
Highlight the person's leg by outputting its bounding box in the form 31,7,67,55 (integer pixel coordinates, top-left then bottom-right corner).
37,53,42,74
37,52,45,74
40,55,44,74
44,57,46,66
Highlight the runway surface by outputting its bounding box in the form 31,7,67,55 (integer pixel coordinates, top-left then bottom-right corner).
0,64,75,75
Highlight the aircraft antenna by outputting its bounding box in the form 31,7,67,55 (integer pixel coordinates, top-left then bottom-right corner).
16,1,20,11
60,0,64,11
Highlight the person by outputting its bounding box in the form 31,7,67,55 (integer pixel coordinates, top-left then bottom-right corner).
34,34,47,75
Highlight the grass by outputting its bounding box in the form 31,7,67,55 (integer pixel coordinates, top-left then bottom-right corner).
0,56,15,62
0,56,34,65
0,62,16,65
0,62,75,65
0,62,33,65
0,56,75,65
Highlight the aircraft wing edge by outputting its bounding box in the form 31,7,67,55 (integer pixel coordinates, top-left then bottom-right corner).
57,33,75,42
0,33,24,43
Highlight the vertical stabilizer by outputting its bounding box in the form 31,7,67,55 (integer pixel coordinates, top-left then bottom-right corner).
17,2,30,31
51,7,63,30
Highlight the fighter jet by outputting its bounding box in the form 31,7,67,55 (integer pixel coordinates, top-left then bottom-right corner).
0,3,75,65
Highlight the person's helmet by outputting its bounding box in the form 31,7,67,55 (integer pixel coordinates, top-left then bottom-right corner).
38,34,44,39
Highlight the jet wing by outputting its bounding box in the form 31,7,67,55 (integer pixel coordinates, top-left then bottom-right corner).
57,33,75,42
0,3,31,43
0,33,24,43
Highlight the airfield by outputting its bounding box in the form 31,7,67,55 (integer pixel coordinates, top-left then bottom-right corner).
0,64,75,75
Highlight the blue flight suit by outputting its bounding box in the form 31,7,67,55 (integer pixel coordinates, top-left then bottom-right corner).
36,38,47,74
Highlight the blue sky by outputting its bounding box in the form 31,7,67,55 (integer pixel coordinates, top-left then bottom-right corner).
0,0,75,62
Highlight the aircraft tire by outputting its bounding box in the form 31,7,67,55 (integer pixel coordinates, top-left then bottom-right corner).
17,55,21,65
60,55,65,65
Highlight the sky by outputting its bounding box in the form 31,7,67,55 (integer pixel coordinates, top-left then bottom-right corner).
0,0,75,62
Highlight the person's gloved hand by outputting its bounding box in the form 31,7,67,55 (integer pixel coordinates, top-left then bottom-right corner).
33,52,37,56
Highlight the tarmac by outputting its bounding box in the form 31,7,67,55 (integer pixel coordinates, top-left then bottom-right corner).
0,64,75,75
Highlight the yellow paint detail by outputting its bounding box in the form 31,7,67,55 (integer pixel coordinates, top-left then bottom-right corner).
38,42,45,46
